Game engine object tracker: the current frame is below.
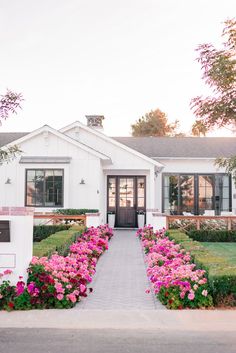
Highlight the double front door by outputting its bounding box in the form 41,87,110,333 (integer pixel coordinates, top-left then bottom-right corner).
107,176,146,228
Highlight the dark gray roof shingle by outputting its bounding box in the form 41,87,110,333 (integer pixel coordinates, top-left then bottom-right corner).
113,136,236,158
0,132,29,147
1,131,236,159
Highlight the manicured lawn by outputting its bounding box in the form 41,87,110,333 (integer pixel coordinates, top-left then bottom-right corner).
201,242,236,265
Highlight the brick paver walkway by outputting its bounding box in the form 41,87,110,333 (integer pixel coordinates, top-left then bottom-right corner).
77,230,164,310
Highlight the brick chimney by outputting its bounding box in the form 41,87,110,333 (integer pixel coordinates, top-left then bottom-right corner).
86,115,104,130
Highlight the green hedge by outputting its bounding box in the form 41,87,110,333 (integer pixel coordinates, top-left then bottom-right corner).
33,226,85,258
167,230,236,306
33,225,71,242
53,208,99,215
188,229,236,242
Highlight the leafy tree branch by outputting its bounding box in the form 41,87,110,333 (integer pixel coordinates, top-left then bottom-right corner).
0,89,23,163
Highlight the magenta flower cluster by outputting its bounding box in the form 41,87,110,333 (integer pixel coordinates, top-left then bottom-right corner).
137,225,213,309
0,225,113,311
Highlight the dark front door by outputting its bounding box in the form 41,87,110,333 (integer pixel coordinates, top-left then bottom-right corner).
107,176,146,228
117,177,136,227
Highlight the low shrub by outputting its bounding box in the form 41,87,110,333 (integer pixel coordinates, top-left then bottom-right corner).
53,209,99,215
168,230,236,306
33,227,85,257
169,219,228,231
188,229,236,242
33,225,71,242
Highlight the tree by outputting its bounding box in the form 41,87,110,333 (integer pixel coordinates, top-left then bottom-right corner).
131,108,181,137
0,89,23,163
191,120,208,136
191,18,236,182
191,18,236,132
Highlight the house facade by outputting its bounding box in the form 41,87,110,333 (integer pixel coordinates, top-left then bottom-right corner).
0,116,236,227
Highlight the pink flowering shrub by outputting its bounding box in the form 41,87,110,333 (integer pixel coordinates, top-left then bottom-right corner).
137,225,213,309
0,225,113,311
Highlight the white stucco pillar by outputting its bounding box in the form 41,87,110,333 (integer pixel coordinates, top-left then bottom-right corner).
0,207,34,285
152,213,167,231
85,213,101,227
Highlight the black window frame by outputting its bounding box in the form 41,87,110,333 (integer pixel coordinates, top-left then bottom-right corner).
162,173,232,215
25,168,64,208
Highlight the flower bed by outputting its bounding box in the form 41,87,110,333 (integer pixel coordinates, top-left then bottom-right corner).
137,225,213,309
0,225,113,311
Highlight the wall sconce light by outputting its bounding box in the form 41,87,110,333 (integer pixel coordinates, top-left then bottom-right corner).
79,178,85,185
5,178,12,184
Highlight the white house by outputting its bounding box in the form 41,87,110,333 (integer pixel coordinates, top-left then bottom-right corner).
0,115,236,228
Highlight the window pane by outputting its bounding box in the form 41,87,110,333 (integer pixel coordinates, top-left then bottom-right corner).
222,187,229,199
138,178,145,189
108,178,116,209
222,199,230,211
126,188,134,197
119,197,126,207
215,175,231,214
163,175,178,214
138,198,144,207
164,176,170,187
198,175,214,214
35,170,44,178
27,170,35,182
109,197,116,207
109,188,116,197
126,179,133,188
35,177,44,195
26,169,63,207
138,188,144,197
180,175,194,214
119,178,127,189
126,198,133,207
137,178,145,200
54,170,63,176
35,191,44,206
222,175,229,187
164,186,169,198
45,170,53,177
108,178,116,188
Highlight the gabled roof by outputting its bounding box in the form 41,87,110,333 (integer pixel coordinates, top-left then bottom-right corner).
0,125,111,162
60,121,163,167
1,128,236,160
113,136,236,159
0,132,29,147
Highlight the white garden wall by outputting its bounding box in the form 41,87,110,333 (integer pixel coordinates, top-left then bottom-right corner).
0,207,33,285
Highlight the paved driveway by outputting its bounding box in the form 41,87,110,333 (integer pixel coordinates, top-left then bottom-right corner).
1,328,236,353
77,230,164,310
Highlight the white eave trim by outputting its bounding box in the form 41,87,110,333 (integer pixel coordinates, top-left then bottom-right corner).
19,156,72,164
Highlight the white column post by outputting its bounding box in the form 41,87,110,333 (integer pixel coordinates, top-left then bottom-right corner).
0,207,34,285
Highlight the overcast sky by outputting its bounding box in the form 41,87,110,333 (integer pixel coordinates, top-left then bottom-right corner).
0,0,235,136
